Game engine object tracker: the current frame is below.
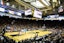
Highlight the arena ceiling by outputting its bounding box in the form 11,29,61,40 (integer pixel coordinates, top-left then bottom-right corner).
14,0,60,15
24,0,50,8
15,0,59,9
3,0,61,16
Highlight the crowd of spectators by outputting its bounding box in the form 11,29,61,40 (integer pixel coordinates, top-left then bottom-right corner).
0,16,64,43
0,16,64,32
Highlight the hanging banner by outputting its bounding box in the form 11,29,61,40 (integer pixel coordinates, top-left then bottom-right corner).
25,9,32,16
33,9,42,18
58,6,63,13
